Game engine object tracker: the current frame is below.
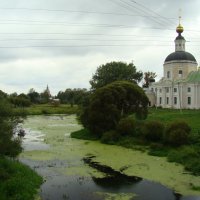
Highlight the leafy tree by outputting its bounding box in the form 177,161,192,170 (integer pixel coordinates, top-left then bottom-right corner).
0,98,23,157
28,88,40,104
90,61,143,90
9,93,31,108
0,90,7,99
142,71,157,88
80,81,149,136
57,88,89,106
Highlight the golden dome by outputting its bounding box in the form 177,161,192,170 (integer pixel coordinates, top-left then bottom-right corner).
176,24,184,34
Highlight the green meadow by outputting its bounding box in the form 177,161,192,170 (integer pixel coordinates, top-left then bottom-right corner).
147,108,200,134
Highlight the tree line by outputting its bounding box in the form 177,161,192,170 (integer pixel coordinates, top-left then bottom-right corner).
0,61,156,109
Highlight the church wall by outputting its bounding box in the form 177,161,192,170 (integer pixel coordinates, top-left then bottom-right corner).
164,62,197,80
148,82,200,109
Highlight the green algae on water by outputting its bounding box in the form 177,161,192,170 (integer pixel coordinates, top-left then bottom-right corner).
95,192,136,200
21,115,200,196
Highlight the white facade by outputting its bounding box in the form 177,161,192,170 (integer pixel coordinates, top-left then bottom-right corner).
146,23,200,109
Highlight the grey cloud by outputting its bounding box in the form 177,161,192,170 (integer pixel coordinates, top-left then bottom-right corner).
0,0,199,94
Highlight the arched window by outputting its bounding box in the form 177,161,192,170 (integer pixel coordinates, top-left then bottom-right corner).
167,71,170,78
188,97,191,105
166,97,169,104
178,70,183,77
174,97,177,105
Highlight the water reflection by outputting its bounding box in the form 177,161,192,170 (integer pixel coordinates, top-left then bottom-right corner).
20,115,200,200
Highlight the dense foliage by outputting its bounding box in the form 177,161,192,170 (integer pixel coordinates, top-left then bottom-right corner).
90,61,143,90
56,88,89,106
80,81,149,135
141,120,164,142
117,117,136,136
0,92,42,200
164,120,191,146
9,93,31,108
0,98,23,158
0,157,43,200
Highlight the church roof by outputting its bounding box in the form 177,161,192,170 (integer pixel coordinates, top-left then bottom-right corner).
164,51,197,63
186,70,200,83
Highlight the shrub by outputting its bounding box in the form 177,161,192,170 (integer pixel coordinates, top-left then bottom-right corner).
0,99,24,158
164,120,191,146
117,117,136,136
166,129,189,146
134,120,145,138
168,146,200,175
166,120,191,134
141,120,164,142
168,146,198,163
185,159,200,175
101,130,120,144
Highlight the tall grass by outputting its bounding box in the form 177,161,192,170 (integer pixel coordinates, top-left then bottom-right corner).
0,157,43,200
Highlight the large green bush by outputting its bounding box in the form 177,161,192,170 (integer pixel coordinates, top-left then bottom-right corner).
117,117,136,136
141,120,164,142
80,81,149,136
164,120,191,146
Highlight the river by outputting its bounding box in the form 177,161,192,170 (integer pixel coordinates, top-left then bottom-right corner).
19,115,200,200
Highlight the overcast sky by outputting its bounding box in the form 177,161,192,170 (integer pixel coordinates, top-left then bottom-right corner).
0,0,200,95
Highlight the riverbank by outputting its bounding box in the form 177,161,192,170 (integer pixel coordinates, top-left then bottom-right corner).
0,157,42,200
20,115,200,199
14,104,79,115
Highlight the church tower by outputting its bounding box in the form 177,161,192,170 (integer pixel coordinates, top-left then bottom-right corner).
163,19,198,80
147,17,200,109
175,20,185,51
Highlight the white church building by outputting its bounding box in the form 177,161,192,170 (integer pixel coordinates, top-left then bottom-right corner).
146,22,200,109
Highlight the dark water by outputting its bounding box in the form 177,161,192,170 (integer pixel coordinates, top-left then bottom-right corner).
20,115,200,200
20,158,200,200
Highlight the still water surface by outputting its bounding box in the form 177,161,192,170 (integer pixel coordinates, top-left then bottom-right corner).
20,115,200,200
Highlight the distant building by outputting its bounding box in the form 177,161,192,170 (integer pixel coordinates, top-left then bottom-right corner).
146,21,200,109
45,85,51,98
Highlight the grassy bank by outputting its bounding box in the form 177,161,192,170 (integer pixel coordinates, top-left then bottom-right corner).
71,108,200,176
0,157,42,200
14,104,79,115
147,108,200,134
